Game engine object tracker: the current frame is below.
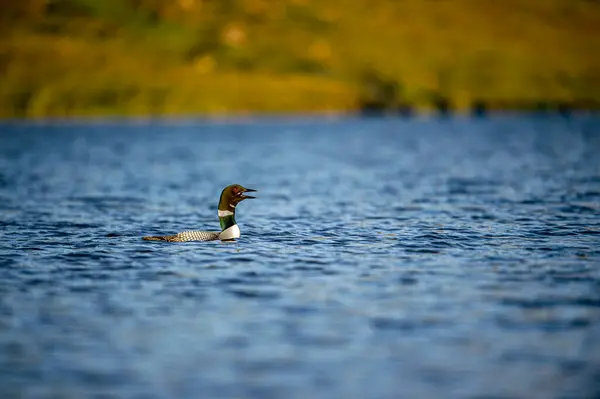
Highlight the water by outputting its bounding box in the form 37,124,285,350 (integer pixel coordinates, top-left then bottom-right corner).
1,115,599,398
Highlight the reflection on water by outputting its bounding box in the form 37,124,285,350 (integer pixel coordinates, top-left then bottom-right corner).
0,115,599,398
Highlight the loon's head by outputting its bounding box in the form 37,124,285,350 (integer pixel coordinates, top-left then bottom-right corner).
218,184,256,211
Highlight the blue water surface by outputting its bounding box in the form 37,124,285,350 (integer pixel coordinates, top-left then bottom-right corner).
1,115,599,398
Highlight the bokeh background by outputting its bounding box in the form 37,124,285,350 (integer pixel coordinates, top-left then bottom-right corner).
1,0,599,118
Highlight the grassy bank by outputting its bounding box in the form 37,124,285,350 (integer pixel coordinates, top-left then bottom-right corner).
1,0,599,118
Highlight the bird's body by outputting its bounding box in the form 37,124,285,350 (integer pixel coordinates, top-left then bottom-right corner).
142,184,255,242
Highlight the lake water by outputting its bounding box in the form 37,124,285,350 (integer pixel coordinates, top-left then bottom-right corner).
1,115,599,398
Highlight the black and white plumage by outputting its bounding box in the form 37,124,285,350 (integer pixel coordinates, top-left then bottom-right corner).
142,184,255,243
143,230,220,242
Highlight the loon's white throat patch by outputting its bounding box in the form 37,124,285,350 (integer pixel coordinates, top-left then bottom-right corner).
219,224,240,240
218,210,234,217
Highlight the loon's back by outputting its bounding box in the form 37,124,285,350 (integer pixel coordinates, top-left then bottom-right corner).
143,230,220,242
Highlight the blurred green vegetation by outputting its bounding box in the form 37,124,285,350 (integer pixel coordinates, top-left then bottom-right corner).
1,0,599,117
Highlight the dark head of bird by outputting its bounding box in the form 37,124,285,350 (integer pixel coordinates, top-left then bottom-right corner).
218,184,256,211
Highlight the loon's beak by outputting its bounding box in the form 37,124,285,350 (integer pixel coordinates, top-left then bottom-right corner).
240,188,257,199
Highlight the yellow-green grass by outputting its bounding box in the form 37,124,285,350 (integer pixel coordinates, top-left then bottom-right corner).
1,0,599,118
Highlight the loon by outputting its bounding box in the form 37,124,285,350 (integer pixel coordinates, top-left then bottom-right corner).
142,184,256,242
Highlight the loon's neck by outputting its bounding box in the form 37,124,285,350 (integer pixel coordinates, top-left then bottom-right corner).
218,209,236,231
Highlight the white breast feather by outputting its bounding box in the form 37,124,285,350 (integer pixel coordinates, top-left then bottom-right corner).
218,224,240,240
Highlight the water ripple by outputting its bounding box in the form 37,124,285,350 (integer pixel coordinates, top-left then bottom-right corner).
0,116,599,399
